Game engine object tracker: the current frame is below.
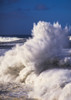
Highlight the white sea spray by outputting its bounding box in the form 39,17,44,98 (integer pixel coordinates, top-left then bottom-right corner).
0,21,71,100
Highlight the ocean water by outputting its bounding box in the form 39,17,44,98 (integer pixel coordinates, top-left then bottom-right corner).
0,37,26,55
0,21,71,100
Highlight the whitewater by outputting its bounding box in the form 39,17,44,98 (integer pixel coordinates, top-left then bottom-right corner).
0,21,71,100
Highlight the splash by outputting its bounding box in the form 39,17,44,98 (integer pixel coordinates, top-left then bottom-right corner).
21,21,69,73
29,69,71,100
0,21,71,100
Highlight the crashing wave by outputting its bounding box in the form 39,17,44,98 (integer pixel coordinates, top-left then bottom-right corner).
0,21,71,100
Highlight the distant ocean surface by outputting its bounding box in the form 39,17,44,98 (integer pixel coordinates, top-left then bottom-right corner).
0,21,71,100
0,35,31,56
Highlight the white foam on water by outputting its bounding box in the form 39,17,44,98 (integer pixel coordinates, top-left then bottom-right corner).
69,36,71,41
0,37,21,42
0,21,71,100
29,69,71,100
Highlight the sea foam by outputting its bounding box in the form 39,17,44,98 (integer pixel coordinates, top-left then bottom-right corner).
0,21,71,100
0,37,21,42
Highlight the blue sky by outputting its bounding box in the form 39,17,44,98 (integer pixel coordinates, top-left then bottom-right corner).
0,0,71,35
